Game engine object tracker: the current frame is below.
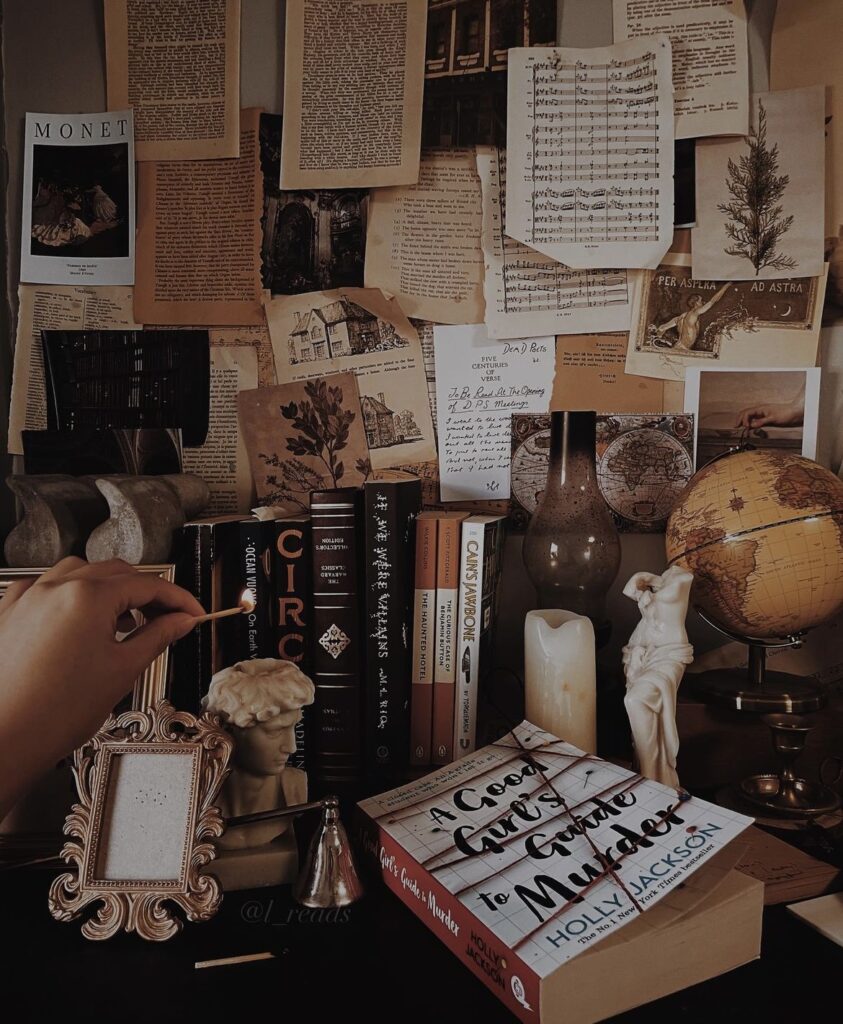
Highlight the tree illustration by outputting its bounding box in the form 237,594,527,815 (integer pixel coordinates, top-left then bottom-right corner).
718,99,796,275
279,377,357,487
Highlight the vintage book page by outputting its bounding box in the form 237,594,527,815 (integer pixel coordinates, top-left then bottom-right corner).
364,149,484,324
8,284,140,454
505,37,675,270
613,0,749,140
264,287,437,470
280,0,425,189
21,111,135,286
551,333,665,413
134,108,263,325
182,344,258,514
410,319,437,434
104,0,240,161
477,146,635,339
693,87,826,281
625,258,827,382
434,325,554,501
208,325,275,387
154,323,277,388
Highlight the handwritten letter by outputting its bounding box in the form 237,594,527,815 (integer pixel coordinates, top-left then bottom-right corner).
506,37,674,270
434,325,554,501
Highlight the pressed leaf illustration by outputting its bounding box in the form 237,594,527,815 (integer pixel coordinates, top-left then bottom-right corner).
718,100,796,275
278,378,357,487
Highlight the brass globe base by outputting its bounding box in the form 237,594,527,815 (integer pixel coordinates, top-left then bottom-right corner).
690,667,826,714
739,773,841,818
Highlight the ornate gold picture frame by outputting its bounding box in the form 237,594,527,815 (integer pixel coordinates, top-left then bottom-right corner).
0,565,177,865
49,700,233,941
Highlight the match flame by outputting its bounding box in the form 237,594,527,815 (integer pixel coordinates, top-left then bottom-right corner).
239,588,256,613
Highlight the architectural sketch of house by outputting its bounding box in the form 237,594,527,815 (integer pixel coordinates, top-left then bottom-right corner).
288,298,409,364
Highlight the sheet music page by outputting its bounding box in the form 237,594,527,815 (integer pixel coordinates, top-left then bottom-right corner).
476,145,635,339
613,0,749,141
505,37,674,270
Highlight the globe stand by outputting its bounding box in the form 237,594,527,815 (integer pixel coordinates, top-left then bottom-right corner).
689,610,825,714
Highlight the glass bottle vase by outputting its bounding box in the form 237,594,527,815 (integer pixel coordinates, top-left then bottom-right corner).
522,411,621,648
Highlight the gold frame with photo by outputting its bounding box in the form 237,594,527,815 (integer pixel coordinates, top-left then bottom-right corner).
48,700,232,941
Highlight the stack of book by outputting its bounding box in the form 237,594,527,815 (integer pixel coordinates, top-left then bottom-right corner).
410,510,507,769
169,480,507,792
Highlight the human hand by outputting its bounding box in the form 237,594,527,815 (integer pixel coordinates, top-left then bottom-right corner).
0,558,204,818
735,401,804,429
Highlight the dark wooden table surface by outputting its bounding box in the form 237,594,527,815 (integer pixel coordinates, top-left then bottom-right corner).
3,861,841,1024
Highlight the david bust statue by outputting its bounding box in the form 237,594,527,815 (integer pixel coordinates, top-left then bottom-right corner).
203,658,315,851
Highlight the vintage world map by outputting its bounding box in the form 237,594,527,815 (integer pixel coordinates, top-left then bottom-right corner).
597,421,694,531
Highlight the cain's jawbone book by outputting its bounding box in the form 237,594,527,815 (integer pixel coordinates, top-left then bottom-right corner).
357,722,763,1024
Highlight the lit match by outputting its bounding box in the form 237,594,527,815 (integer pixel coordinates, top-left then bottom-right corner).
191,588,256,625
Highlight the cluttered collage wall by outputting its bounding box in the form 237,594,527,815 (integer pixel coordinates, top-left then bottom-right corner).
1,0,842,788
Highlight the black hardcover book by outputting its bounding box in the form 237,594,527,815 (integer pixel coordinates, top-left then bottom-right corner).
238,518,274,662
364,477,422,784
310,488,364,792
170,515,242,713
272,514,312,771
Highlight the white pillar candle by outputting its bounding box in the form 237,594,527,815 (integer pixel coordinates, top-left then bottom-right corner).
524,610,597,753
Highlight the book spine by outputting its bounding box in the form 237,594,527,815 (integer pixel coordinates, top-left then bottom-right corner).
364,480,421,782
272,517,311,772
239,519,273,661
453,520,486,759
310,489,364,790
432,517,463,764
170,523,205,714
410,515,438,766
355,811,539,1024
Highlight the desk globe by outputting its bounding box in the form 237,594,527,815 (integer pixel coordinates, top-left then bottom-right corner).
665,448,843,711
666,449,843,816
